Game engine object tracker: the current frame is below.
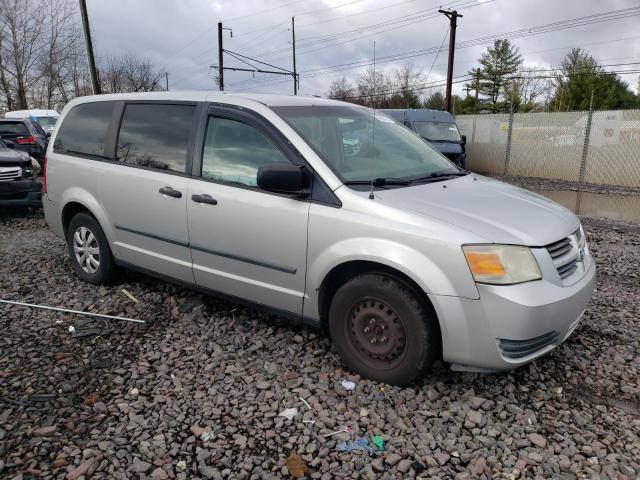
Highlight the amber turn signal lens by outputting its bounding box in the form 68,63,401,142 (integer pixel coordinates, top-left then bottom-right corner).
465,252,506,277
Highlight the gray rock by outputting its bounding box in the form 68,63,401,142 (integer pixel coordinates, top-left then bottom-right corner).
466,410,483,425
397,459,413,473
32,426,57,437
384,453,401,466
199,463,223,479
133,458,152,473
151,467,168,479
371,458,385,472
435,451,451,465
528,433,547,448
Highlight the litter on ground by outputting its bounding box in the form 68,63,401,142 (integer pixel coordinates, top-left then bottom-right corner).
336,436,378,454
299,396,311,410
121,288,140,304
341,380,356,390
286,453,310,478
278,407,298,421
371,435,385,452
323,426,353,437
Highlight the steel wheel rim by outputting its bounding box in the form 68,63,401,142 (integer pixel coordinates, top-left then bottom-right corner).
73,226,100,274
348,298,407,370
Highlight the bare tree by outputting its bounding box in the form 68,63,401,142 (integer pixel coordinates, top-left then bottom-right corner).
501,71,551,112
31,0,83,109
0,0,165,111
100,54,165,93
356,68,392,107
0,0,46,109
328,76,355,101
392,63,423,108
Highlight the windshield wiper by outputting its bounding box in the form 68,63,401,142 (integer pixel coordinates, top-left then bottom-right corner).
408,170,468,183
344,177,411,186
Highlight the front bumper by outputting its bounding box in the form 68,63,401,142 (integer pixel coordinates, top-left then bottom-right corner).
0,179,42,207
430,255,596,371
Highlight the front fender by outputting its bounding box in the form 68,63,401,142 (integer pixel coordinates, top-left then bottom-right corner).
303,236,478,321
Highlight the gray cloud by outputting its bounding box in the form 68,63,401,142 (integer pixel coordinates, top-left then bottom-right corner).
86,0,640,96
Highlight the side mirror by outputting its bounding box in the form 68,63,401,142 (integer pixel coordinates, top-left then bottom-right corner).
4,139,15,149
461,134,467,145
257,163,306,195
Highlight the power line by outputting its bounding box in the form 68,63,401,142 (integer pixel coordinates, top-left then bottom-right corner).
172,0,368,56
255,0,480,59
288,6,640,80
221,0,308,23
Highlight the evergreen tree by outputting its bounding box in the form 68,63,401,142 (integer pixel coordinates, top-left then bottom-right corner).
476,39,523,112
551,48,640,110
423,91,444,110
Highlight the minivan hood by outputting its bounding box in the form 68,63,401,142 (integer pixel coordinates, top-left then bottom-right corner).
373,175,579,246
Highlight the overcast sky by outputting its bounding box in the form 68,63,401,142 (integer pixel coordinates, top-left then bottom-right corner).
86,0,640,97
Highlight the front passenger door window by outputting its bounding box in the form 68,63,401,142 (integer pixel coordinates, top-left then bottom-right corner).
201,116,291,187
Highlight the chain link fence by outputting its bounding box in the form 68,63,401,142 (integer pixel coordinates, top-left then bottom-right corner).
457,109,640,188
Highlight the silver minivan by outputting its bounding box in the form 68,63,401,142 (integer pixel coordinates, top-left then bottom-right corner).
43,92,596,385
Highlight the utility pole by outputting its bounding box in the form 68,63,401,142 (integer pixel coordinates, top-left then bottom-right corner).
217,22,233,91
218,22,224,91
79,0,101,95
439,9,462,113
165,72,169,91
292,16,297,95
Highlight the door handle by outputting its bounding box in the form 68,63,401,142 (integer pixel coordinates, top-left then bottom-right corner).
159,186,182,198
191,194,218,205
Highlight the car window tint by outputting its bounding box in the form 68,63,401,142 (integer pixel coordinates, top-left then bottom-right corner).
201,116,290,187
116,103,195,173
0,122,27,136
54,102,115,156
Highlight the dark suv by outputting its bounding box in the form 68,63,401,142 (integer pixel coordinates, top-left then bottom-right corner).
0,139,42,208
0,118,48,167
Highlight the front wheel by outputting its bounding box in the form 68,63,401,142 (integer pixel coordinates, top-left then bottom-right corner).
328,274,438,386
67,212,120,284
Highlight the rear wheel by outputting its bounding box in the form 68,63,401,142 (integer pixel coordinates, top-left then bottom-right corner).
328,273,438,386
67,212,119,284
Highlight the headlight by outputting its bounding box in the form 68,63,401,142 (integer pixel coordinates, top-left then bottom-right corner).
463,245,541,285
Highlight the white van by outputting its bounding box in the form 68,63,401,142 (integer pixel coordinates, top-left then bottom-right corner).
5,109,59,135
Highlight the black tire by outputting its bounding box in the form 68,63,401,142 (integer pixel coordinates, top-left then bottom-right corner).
328,274,438,386
67,212,120,284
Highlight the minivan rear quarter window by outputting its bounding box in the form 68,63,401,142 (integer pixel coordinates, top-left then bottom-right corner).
116,103,195,173
54,101,115,157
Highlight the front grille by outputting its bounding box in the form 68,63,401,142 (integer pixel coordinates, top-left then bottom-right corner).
0,166,21,182
498,331,560,359
545,231,584,280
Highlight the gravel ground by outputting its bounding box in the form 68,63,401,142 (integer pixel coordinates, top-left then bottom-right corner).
1,202,639,479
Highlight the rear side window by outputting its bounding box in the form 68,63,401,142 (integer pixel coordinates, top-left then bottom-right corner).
116,103,195,173
0,121,27,135
54,102,115,157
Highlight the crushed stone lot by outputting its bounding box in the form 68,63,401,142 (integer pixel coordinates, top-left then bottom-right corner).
0,208,639,479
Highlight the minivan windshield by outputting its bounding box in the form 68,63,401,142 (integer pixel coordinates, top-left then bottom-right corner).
413,121,461,142
272,105,460,183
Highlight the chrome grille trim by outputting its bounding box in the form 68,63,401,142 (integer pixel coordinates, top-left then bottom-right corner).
0,166,21,181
